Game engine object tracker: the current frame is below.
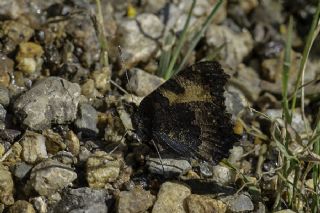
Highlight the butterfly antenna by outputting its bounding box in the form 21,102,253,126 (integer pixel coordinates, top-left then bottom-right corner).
109,130,128,154
150,139,165,176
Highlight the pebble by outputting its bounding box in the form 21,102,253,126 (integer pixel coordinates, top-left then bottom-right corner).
152,182,191,213
13,77,81,130
222,193,254,212
147,157,192,177
0,104,6,129
206,25,253,68
0,86,10,107
0,164,14,205
14,162,33,179
75,103,99,137
16,42,44,75
126,68,164,97
86,151,121,188
0,54,13,88
43,129,66,154
30,196,47,213
29,159,77,196
185,194,227,213
117,13,164,67
1,20,34,53
212,165,235,185
20,131,47,164
51,187,108,213
117,186,156,213
65,130,80,156
4,142,22,166
8,200,35,213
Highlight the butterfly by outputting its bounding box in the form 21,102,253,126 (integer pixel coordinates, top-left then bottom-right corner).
132,61,238,163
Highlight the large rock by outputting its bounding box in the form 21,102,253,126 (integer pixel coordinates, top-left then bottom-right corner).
8,200,35,213
14,77,81,130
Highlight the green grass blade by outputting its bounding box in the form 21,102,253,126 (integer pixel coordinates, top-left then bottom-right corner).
176,0,223,73
282,16,293,123
290,1,320,118
163,0,196,80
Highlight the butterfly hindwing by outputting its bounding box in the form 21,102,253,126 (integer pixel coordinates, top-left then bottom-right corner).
133,61,237,163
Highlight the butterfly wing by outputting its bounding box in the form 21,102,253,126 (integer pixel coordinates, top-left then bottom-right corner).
133,61,237,163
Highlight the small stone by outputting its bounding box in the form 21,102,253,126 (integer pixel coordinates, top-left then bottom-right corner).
14,162,33,179
75,103,98,137
147,157,192,177
212,165,235,185
185,194,227,213
206,25,253,68
117,186,156,213
16,42,44,74
8,200,35,213
0,164,14,205
20,131,47,164
240,0,259,13
0,105,6,129
43,129,66,154
223,193,254,212
274,210,296,213
199,161,213,177
51,187,108,213
152,182,191,213
126,68,164,97
91,68,111,93
228,146,244,165
1,20,34,53
86,151,121,188
4,142,22,166
13,77,81,130
29,159,77,196
0,54,13,88
234,64,261,102
0,144,4,157
65,130,80,156
117,13,164,67
52,151,76,165
0,86,10,106
30,197,47,213
225,86,248,117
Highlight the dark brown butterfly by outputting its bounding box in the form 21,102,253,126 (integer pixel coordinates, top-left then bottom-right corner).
132,61,237,163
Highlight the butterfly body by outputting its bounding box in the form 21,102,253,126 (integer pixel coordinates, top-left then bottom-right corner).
132,61,237,163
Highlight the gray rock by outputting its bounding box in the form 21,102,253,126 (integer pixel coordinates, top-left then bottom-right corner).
0,104,6,129
14,162,33,179
75,103,98,137
29,159,77,196
13,77,81,130
117,13,164,67
225,86,248,117
117,186,155,213
199,161,213,178
223,193,254,212
30,196,47,213
152,182,191,213
20,131,48,164
147,157,192,177
206,25,253,68
0,86,10,107
126,68,164,97
50,187,108,213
